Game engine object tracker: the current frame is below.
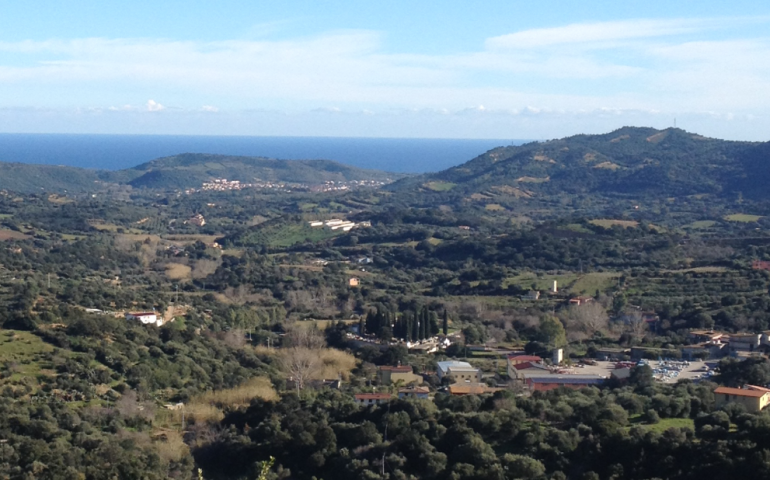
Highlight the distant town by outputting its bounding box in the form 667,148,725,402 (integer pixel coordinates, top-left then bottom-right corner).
184,178,391,195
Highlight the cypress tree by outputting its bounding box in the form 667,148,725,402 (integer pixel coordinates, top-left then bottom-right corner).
412,311,420,341
442,309,449,335
430,311,439,336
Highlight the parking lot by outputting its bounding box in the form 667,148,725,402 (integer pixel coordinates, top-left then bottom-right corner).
561,360,713,383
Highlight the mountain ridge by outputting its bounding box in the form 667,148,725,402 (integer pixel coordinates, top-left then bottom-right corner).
389,127,770,200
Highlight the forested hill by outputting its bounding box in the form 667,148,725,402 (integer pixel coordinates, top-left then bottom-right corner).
391,127,770,200
123,153,402,189
0,153,402,193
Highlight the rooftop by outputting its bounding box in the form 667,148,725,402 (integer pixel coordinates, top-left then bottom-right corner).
379,366,413,373
437,361,473,370
715,386,768,398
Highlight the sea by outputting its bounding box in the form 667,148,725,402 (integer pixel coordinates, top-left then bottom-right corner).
0,134,526,174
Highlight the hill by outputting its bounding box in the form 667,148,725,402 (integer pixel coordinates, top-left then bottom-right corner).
0,153,402,193
390,127,770,200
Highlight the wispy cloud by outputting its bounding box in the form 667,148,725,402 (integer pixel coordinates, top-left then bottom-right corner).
0,17,768,138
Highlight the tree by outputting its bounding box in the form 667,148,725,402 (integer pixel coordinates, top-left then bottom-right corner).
278,347,321,395
624,310,647,344
539,316,567,348
563,302,609,341
442,309,449,335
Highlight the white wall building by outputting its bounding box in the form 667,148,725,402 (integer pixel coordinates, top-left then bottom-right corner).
125,312,163,327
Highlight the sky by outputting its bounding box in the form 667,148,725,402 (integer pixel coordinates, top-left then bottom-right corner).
1,1,769,140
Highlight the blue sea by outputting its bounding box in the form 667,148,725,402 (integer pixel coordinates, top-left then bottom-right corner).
0,134,525,174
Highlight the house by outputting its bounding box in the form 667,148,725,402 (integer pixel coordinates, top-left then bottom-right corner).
448,383,502,396
349,277,360,287
728,333,762,352
398,386,430,399
752,260,770,271
458,226,471,230
308,221,324,227
125,312,163,327
356,257,373,265
521,291,540,301
187,214,206,227
437,361,481,383
681,341,727,360
378,366,422,386
569,296,594,306
354,393,392,406
525,374,606,392
689,330,725,343
714,386,770,413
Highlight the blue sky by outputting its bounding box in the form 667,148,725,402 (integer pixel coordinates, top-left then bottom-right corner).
1,1,769,139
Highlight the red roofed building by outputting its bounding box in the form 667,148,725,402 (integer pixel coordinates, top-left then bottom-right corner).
354,393,392,406
507,355,544,380
752,260,770,271
714,386,770,412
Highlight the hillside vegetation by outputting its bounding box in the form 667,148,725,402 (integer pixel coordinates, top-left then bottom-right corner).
392,127,770,200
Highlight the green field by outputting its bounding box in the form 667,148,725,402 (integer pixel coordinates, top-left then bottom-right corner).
424,181,457,192
0,330,55,382
0,214,12,219
724,214,763,222
628,416,694,434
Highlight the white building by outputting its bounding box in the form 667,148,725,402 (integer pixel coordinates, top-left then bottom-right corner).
436,361,481,383
125,312,163,327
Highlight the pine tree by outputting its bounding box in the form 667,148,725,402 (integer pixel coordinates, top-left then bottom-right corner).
359,317,365,336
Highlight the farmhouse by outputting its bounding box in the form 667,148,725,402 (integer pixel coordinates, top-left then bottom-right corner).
125,312,163,327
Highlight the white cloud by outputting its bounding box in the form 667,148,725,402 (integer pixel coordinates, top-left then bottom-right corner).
146,100,165,112
0,18,768,138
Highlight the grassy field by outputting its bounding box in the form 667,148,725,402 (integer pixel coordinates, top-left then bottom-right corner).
0,229,30,241
504,272,578,291
628,416,694,433
423,181,457,192
589,219,639,228
165,263,192,280
571,272,621,294
0,330,55,383
0,214,12,219
724,214,763,222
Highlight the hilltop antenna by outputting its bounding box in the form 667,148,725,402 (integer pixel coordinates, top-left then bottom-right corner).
674,118,677,128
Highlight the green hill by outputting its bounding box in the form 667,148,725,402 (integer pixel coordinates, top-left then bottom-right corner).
0,153,402,193
391,127,770,200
